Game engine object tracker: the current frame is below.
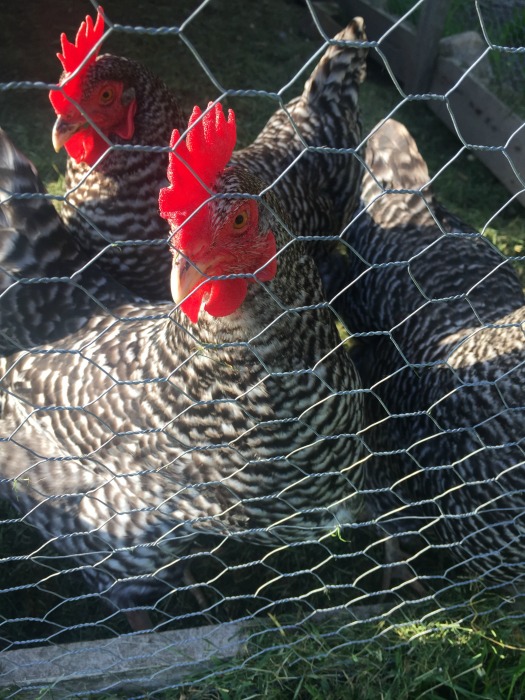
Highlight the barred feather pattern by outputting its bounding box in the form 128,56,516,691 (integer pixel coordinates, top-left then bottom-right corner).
322,119,525,584
0,129,133,355
59,19,367,302
0,167,365,611
59,55,187,301
232,18,367,266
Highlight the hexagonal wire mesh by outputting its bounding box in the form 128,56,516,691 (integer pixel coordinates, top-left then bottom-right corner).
0,0,523,696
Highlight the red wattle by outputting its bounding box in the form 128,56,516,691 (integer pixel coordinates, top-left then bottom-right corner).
204,278,248,318
180,278,249,323
64,128,109,166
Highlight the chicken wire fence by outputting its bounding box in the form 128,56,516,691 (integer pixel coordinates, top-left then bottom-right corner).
0,0,524,697
392,0,525,99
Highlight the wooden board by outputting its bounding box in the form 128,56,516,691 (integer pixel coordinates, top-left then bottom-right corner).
0,622,252,698
0,604,391,698
429,55,525,208
341,0,525,207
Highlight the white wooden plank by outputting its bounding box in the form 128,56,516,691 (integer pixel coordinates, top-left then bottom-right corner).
0,622,251,698
0,604,391,697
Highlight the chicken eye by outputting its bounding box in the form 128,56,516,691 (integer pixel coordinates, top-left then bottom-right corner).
99,87,115,105
233,210,249,231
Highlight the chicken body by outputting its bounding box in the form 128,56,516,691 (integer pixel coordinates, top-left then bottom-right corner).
323,119,525,585
52,13,367,300
0,118,365,619
0,128,134,354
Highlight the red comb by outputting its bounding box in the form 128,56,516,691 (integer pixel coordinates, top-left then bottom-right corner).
158,103,237,253
58,7,105,74
49,7,105,115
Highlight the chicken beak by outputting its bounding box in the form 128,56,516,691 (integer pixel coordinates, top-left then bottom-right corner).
170,253,208,304
52,116,85,152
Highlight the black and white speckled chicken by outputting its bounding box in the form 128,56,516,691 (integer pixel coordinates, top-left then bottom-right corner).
49,7,186,301
50,8,367,300
0,128,133,355
323,118,525,586
1,105,365,629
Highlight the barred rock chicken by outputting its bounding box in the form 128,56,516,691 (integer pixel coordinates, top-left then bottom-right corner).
50,7,367,300
1,104,365,630
0,128,133,354
323,118,525,586
49,7,186,300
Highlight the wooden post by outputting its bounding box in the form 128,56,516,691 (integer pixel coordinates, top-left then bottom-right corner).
405,0,450,93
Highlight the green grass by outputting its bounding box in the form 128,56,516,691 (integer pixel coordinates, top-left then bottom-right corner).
191,612,525,700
